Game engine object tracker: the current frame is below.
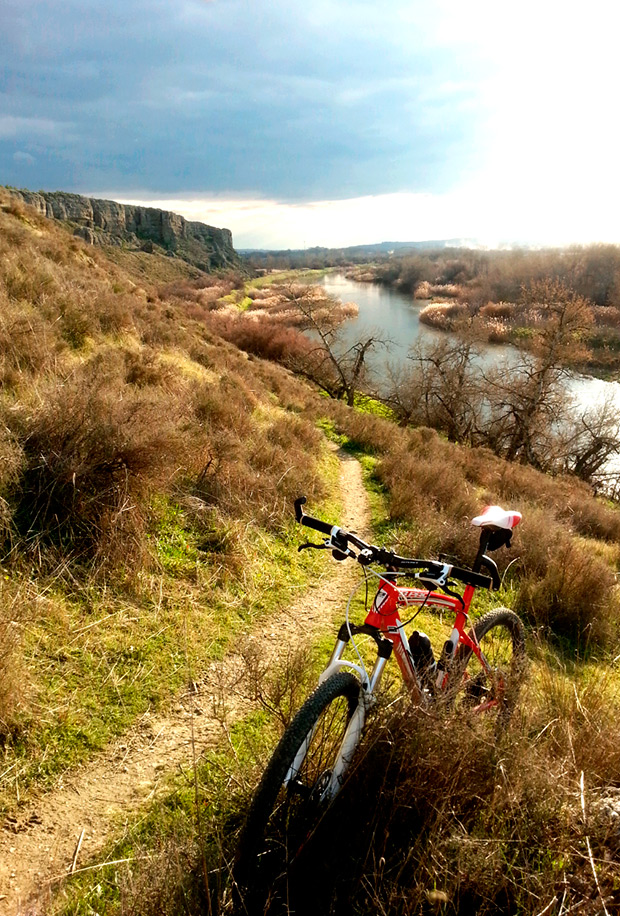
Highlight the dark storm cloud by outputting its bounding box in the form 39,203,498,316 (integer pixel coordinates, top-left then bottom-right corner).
0,0,488,199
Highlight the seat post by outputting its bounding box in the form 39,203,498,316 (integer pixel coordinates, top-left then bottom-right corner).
472,528,491,573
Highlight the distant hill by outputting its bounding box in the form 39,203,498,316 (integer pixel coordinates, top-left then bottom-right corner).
4,187,241,272
239,239,476,256
239,238,480,270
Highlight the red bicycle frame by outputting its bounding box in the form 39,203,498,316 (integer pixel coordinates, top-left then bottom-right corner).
322,575,490,709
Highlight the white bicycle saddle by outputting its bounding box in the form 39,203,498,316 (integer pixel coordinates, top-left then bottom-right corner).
471,505,522,530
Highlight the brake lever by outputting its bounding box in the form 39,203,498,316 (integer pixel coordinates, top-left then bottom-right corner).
298,541,329,552
298,540,356,562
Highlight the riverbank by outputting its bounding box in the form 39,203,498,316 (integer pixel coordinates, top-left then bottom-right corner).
343,257,620,379
321,272,620,390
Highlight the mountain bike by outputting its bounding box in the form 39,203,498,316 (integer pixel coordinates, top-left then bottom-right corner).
234,498,527,903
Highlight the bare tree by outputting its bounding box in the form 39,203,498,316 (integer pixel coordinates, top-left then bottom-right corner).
418,337,482,443
556,396,620,487
382,280,620,485
484,281,594,467
381,360,424,427
283,284,386,406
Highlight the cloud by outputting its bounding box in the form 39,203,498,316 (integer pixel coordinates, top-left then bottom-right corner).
115,185,620,251
2,0,619,245
0,115,64,140
0,0,485,199
13,150,35,165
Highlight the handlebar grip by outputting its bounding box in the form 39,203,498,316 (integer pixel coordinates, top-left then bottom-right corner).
294,497,337,537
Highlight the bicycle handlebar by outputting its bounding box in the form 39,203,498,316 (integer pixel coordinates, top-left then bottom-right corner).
294,496,334,536
294,497,493,590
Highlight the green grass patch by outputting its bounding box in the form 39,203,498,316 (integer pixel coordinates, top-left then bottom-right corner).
353,392,397,421
0,448,341,815
316,416,349,448
246,268,330,290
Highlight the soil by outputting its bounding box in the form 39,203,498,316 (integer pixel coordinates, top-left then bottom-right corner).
0,448,370,915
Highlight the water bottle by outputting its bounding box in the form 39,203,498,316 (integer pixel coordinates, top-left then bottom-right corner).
435,629,459,690
408,630,436,688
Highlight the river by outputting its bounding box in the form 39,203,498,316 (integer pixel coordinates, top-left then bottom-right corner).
320,273,620,415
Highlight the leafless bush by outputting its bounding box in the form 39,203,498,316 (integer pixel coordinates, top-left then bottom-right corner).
591,305,620,328
123,347,176,388
93,291,134,333
413,280,432,299
205,312,313,364
555,398,620,485
514,509,620,646
0,299,57,384
418,301,469,329
159,274,241,303
6,353,196,569
479,301,515,320
379,445,477,525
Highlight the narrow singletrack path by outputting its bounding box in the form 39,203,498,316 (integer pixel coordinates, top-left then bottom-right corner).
0,448,370,914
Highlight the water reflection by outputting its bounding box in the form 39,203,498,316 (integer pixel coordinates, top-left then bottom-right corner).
321,274,620,415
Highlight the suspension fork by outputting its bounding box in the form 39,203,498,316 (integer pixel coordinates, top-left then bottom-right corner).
319,621,393,691
321,625,393,800
285,624,392,796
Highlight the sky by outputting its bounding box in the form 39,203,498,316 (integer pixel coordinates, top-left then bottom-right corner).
2,0,620,249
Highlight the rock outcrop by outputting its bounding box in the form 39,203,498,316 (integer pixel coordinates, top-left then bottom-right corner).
6,189,240,271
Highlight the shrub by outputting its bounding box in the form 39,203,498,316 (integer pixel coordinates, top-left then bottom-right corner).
317,399,409,455
205,313,312,364
2,250,59,305
478,301,516,321
6,355,196,570
94,291,134,334
124,347,175,389
0,299,57,383
514,509,620,646
418,301,469,329
230,687,620,916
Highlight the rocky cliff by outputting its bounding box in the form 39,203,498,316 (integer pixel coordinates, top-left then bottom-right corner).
7,189,240,271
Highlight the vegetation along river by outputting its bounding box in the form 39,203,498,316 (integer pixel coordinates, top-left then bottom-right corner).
321,273,620,420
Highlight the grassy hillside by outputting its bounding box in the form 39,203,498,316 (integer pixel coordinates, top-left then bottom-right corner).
0,189,336,806
52,403,620,915
3,191,620,914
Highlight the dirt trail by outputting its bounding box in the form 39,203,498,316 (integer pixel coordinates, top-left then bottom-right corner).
0,449,370,914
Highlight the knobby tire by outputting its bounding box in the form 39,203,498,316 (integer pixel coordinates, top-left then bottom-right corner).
234,671,362,910
450,607,527,727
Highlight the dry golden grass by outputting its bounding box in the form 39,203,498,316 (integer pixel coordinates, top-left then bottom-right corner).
418,301,469,329
317,402,620,648
0,189,328,735
90,646,620,916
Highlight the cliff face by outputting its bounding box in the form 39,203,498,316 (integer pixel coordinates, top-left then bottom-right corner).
8,189,240,271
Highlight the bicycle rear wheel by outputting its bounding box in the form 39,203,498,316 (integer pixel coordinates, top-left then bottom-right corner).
450,607,527,726
234,671,363,907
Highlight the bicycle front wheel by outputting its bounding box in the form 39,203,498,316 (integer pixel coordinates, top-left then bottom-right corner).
234,671,363,903
450,607,527,726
